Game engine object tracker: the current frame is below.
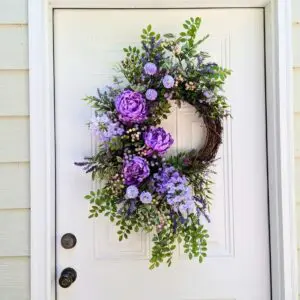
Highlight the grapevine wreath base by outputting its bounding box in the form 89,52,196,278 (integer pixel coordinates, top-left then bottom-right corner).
76,17,231,269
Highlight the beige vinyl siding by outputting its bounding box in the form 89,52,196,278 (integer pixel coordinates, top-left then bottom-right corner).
293,0,300,296
0,1,30,299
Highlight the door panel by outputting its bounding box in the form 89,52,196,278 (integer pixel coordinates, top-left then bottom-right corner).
54,9,270,300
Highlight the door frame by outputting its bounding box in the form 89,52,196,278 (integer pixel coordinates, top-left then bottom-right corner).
28,1,297,299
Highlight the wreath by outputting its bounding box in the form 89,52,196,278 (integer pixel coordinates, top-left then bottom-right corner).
76,17,231,269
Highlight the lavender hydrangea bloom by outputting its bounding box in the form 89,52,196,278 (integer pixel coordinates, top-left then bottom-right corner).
115,90,147,124
139,191,152,204
162,75,175,89
144,127,174,154
144,62,157,75
125,185,139,199
89,113,124,143
123,156,150,185
153,165,195,218
145,89,158,101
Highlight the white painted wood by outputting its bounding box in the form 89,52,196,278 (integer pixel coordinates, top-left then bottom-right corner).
295,159,300,204
0,257,30,300
292,0,300,22
295,114,300,158
0,163,30,209
265,2,298,299
0,0,27,24
293,26,300,67
50,0,269,8
28,0,56,299
294,71,300,112
55,9,270,300
0,71,29,116
28,1,297,300
0,117,29,162
0,25,28,69
0,209,29,256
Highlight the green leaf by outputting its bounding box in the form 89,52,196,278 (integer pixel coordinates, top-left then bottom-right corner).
147,24,152,32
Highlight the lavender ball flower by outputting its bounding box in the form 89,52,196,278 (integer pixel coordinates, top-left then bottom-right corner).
115,90,147,124
145,89,158,101
144,127,174,154
144,62,157,75
162,75,175,89
123,156,150,185
125,185,139,199
139,191,152,204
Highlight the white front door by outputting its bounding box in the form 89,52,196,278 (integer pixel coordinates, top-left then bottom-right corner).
54,8,270,300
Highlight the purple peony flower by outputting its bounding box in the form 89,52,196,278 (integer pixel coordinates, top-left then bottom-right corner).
144,62,157,75
144,127,174,154
162,75,175,89
125,185,139,199
139,191,152,204
123,156,150,185
115,90,147,124
145,89,158,101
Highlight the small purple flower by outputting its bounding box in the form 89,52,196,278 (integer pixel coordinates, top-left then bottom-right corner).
140,191,152,204
162,75,175,89
144,127,174,154
144,62,157,75
115,90,147,124
89,113,124,143
125,185,139,199
123,156,150,185
145,89,158,101
203,90,214,99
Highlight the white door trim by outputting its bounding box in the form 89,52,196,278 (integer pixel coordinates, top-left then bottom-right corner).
28,1,297,299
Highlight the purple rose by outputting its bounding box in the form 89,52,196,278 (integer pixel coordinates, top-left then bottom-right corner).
145,89,158,101
123,156,150,185
162,75,175,89
144,127,174,154
144,62,157,75
115,90,147,124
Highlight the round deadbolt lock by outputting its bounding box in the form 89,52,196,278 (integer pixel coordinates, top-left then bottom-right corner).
61,233,77,249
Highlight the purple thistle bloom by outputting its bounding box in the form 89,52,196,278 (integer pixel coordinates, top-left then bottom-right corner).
144,62,157,75
144,127,174,154
162,75,175,89
115,90,147,124
139,191,152,204
125,185,139,199
123,156,150,185
145,89,158,101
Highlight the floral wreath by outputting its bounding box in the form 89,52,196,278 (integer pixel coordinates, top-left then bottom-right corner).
76,17,231,269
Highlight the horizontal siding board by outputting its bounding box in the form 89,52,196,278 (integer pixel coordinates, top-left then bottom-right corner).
293,26,300,67
0,70,29,116
294,70,300,113
0,25,28,69
0,163,29,209
0,257,29,300
0,0,27,24
0,209,29,256
292,0,300,22
0,117,29,162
